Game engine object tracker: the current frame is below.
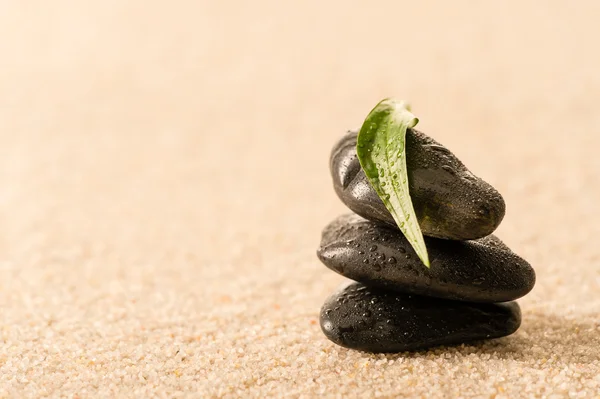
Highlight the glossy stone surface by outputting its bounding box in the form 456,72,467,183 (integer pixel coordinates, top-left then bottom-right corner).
317,214,535,302
320,282,521,353
330,130,506,240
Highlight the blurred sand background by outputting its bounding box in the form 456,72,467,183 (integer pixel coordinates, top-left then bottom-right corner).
0,1,599,397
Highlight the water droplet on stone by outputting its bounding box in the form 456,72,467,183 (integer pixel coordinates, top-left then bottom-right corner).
370,245,378,252
442,165,455,174
388,257,396,264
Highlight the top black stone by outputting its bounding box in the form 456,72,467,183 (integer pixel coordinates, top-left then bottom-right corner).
330,130,506,240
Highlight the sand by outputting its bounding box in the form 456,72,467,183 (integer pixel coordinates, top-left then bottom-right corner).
0,1,599,397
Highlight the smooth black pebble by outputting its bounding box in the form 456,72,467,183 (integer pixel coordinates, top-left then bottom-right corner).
330,130,506,240
317,214,535,302
320,282,521,353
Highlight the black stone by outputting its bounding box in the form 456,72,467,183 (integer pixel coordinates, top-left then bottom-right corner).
330,130,506,240
320,282,521,353
317,214,535,302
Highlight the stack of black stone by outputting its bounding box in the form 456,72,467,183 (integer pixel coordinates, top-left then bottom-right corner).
317,130,536,353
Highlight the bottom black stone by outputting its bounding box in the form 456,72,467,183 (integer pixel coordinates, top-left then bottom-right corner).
320,282,521,353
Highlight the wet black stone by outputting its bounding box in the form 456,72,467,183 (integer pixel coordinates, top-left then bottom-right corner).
320,282,521,353
317,214,535,302
330,130,505,240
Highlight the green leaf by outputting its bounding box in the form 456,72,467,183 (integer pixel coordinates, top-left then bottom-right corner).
356,98,430,267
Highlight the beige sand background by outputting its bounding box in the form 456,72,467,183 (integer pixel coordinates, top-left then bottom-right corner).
0,1,599,398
